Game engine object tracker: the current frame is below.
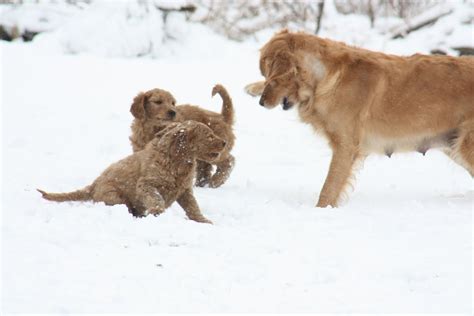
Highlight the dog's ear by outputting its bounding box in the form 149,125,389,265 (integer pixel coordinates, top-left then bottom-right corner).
130,92,147,119
273,51,296,77
244,81,265,97
169,126,189,157
154,122,180,139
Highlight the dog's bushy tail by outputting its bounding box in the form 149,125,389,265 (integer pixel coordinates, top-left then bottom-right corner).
212,84,234,125
37,185,92,202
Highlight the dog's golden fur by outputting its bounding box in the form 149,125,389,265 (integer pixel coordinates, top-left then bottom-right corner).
130,84,235,188
246,30,474,207
38,121,227,223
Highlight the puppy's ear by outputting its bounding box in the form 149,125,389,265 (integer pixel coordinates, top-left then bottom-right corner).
245,81,265,97
130,92,147,119
169,127,189,157
154,122,180,139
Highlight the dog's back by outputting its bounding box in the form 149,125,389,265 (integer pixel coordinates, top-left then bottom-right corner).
177,85,235,150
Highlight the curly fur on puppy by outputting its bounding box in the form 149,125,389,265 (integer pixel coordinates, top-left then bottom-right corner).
130,84,235,188
38,121,227,223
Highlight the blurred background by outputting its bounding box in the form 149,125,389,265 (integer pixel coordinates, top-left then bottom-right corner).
0,0,472,57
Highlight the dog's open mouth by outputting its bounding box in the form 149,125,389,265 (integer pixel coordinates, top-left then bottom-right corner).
282,97,294,110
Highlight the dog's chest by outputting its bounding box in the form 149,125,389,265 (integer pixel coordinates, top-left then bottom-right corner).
297,98,339,135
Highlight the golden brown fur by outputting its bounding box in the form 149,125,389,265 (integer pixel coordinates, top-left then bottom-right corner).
246,30,474,207
38,121,227,223
130,84,235,188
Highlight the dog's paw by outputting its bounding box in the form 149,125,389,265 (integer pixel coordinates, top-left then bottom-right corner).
147,206,165,216
244,81,265,97
195,178,210,188
208,179,224,188
198,217,213,224
188,215,213,224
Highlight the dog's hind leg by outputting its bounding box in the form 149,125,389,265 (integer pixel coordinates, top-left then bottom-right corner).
195,160,213,187
446,120,474,176
209,155,235,188
92,183,128,207
317,144,360,208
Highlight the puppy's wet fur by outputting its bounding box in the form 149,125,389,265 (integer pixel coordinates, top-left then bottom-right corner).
130,84,235,188
39,121,227,223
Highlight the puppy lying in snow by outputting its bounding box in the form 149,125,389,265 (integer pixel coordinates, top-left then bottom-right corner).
38,121,227,224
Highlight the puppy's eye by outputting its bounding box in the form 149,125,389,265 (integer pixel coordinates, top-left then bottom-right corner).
157,100,163,105
172,101,176,106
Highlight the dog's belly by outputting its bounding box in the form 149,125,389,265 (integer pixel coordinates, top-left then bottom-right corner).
362,129,458,156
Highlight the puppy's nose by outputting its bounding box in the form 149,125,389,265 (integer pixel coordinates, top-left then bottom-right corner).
259,96,265,106
167,110,176,118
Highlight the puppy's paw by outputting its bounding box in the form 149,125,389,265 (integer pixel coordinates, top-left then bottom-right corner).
188,215,213,224
208,178,224,188
195,178,210,188
244,81,265,97
147,206,165,216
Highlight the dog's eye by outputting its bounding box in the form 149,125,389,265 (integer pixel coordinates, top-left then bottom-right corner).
156,100,163,105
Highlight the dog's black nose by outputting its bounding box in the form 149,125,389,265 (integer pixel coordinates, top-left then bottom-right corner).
259,96,265,106
167,110,176,118
282,97,292,110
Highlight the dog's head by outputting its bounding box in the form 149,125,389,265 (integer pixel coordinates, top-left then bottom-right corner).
130,88,178,123
245,30,302,110
155,121,226,163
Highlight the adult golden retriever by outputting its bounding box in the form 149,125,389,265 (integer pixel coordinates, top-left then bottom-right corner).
245,30,474,208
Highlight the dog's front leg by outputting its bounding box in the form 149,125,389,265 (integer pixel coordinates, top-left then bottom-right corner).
136,177,165,216
195,160,213,187
177,189,213,224
317,145,359,208
209,154,235,188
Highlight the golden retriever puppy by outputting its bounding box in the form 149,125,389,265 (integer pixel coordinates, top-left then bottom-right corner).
130,84,235,188
38,121,227,223
246,30,474,208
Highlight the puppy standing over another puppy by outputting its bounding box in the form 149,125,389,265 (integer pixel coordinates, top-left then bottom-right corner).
38,121,227,223
130,84,235,188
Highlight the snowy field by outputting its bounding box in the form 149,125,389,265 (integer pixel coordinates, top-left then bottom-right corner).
2,2,473,314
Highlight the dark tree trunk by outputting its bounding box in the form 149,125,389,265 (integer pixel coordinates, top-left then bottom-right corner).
315,0,325,34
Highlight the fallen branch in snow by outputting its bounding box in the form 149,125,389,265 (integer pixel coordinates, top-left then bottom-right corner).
154,4,197,15
430,47,474,57
391,7,453,39
0,25,14,41
152,4,197,41
430,49,447,55
0,24,38,42
452,46,474,56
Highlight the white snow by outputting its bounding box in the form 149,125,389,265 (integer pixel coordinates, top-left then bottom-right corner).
0,2,80,34
1,1,473,313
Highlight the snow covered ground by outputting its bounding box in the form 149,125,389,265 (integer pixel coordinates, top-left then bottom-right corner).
2,3,473,313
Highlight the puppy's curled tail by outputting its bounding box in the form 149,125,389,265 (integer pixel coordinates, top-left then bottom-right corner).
212,84,234,125
37,185,92,202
